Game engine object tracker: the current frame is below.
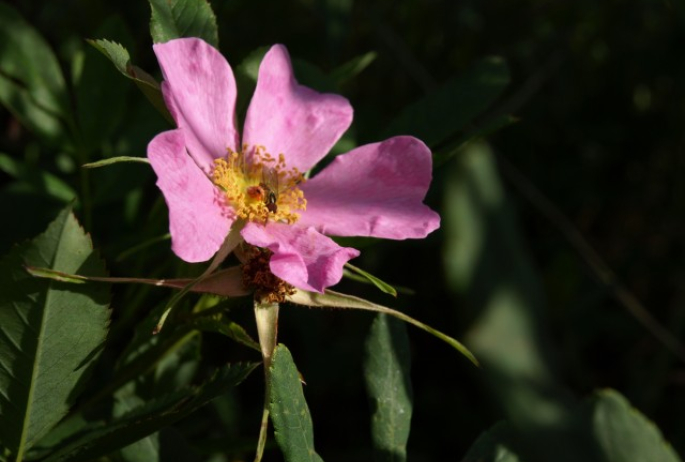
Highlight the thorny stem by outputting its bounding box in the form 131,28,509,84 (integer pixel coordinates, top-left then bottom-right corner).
253,301,279,462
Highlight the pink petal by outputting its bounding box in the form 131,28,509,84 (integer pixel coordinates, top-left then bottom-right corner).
148,129,232,263
242,44,353,173
298,136,441,239
154,38,239,172
241,222,360,293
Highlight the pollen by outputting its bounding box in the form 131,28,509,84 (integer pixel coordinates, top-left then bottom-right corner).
212,145,306,224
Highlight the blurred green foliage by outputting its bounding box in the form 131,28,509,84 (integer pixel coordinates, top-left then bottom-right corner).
1,0,684,461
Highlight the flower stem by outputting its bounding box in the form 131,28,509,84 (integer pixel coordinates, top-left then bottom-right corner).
253,300,279,462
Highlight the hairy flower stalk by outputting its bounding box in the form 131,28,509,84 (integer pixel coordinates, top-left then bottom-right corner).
253,300,279,462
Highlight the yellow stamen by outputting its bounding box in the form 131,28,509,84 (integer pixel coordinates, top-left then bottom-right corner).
212,145,306,224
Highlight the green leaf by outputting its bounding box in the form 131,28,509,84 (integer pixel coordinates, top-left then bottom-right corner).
39,363,257,462
443,141,600,461
149,330,200,395
292,60,336,93
87,39,173,124
73,325,195,412
191,314,261,352
87,39,130,75
433,113,518,166
461,422,521,462
117,427,201,462
0,153,77,203
75,17,133,153
344,263,397,297
0,3,69,142
591,389,682,462
115,233,170,262
381,57,510,148
0,207,110,460
149,0,219,47
270,345,324,462
234,46,269,121
236,46,268,80
443,140,554,376
363,314,413,462
113,394,161,462
330,51,377,86
113,335,200,462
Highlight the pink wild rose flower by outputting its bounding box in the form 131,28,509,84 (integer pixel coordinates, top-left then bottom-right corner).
147,38,440,293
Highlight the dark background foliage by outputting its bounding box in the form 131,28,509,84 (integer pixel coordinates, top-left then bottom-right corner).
1,0,684,460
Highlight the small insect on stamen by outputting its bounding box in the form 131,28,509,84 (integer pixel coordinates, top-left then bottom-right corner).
265,190,278,214
212,145,304,224
257,182,278,214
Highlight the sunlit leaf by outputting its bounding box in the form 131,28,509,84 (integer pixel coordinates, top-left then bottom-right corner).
0,207,110,460
87,39,129,75
149,0,219,47
364,314,412,462
270,345,324,462
344,263,397,297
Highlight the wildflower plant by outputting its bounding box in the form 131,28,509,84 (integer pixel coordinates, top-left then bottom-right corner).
1,3,476,459
0,1,682,462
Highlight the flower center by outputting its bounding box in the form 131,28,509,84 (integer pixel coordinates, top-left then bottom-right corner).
212,145,306,224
